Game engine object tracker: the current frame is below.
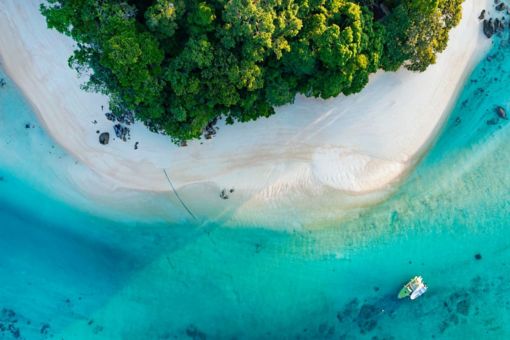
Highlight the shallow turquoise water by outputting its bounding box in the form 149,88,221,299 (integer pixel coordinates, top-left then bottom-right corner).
0,37,509,339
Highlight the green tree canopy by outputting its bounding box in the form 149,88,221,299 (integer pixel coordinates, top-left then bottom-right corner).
41,0,464,142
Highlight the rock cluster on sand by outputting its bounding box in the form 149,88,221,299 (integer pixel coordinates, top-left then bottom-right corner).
203,118,218,140
113,124,130,142
481,2,509,38
105,111,133,142
104,110,134,125
219,188,235,199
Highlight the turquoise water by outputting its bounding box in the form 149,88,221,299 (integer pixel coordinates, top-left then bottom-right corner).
0,36,509,339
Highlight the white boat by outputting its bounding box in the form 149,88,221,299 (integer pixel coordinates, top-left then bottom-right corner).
398,276,428,300
410,283,428,300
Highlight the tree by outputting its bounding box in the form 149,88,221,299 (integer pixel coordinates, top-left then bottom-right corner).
40,0,464,142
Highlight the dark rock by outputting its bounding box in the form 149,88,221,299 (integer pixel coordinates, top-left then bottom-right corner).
113,124,130,141
25,123,30,129
229,188,234,193
496,106,508,119
93,325,104,334
449,313,459,325
96,130,100,134
474,253,482,260
487,117,499,125
8,325,20,338
134,141,139,150
203,118,218,140
186,325,206,340
479,9,486,20
494,18,504,32
0,79,6,87
116,110,135,125
496,2,506,11
456,299,470,316
220,189,229,200
318,322,328,334
40,323,50,335
2,309,16,320
337,298,359,323
358,304,380,320
358,319,377,334
356,304,381,333
439,320,449,333
105,112,116,122
483,19,495,38
99,132,110,145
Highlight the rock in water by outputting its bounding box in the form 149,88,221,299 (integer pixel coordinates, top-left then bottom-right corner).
494,18,504,32
496,3,506,11
99,132,110,145
483,19,495,38
496,106,507,119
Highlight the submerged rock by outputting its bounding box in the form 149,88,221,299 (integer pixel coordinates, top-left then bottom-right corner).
186,325,206,340
456,299,470,316
356,304,380,334
337,298,359,323
40,323,50,335
486,117,499,125
113,124,130,141
494,18,505,32
496,106,507,119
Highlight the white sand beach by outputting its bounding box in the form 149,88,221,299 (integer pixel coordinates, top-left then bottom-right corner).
0,0,493,227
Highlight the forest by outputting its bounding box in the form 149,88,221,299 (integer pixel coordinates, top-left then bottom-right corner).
41,0,463,142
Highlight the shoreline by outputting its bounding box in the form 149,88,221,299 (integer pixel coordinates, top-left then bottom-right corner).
0,0,493,227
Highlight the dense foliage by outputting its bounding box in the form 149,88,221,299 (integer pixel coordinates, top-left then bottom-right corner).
41,0,463,142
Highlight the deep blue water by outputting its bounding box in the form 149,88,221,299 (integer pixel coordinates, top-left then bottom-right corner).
0,37,509,339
